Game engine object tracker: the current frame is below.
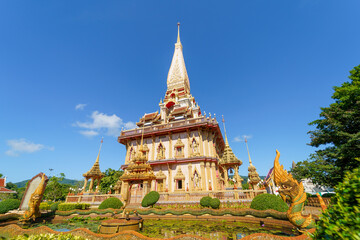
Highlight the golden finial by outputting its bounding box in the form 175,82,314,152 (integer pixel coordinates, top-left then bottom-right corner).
177,22,181,44
95,137,103,163
222,115,229,146
245,137,253,165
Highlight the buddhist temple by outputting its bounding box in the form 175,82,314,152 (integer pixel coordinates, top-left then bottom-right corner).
82,139,105,193
118,24,243,195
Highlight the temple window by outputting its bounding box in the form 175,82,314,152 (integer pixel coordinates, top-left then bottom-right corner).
174,137,184,158
177,180,183,189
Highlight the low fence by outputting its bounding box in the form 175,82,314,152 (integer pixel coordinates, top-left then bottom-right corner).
65,190,267,205
305,197,331,207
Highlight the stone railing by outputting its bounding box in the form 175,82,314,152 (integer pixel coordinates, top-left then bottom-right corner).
65,194,122,205
119,117,218,137
66,189,266,205
306,197,332,207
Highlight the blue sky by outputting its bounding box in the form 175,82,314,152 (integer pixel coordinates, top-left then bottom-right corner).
1,1,359,183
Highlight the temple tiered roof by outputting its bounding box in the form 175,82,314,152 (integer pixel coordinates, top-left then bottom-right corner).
83,140,104,178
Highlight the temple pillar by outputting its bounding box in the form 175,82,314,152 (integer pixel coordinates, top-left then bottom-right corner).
95,178,101,193
211,162,217,190
168,164,172,192
200,162,206,190
151,180,155,191
204,131,209,157
151,136,155,160
169,133,172,158
82,178,88,193
187,130,190,158
206,162,211,190
143,180,149,195
198,128,204,156
224,168,229,188
88,178,94,193
125,141,130,164
122,182,129,202
188,163,193,191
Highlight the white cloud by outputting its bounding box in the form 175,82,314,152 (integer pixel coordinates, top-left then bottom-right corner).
233,135,252,142
74,111,136,137
79,130,99,137
5,139,54,157
75,103,87,110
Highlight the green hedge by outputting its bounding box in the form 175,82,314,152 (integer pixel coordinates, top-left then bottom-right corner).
250,193,288,212
98,197,123,210
209,198,220,209
0,199,21,214
200,196,220,209
58,203,90,211
200,196,212,207
141,191,160,207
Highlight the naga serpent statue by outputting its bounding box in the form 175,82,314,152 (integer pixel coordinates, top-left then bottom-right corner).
273,150,316,229
21,173,48,222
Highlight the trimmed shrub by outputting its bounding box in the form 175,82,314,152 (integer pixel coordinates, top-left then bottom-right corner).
0,199,21,214
250,193,288,212
58,203,90,211
313,168,360,240
98,197,123,210
141,191,160,207
50,202,61,211
39,202,52,210
200,196,212,208
209,198,220,209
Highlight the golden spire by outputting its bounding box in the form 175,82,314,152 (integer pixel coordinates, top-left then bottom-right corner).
95,137,103,163
222,115,229,146
177,22,181,44
167,23,190,92
245,137,252,165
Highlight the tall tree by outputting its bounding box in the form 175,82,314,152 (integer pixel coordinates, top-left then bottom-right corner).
99,168,123,193
292,65,360,187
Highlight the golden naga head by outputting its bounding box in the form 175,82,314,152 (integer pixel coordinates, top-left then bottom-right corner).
273,150,302,200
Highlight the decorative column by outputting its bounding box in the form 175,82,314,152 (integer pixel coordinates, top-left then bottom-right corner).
200,162,206,191
211,162,217,190
169,133,172,158
224,168,229,188
188,163,193,191
204,131,209,157
151,136,155,160
198,128,204,156
88,178,94,193
96,178,101,193
82,178,88,193
206,162,211,190
125,141,130,164
187,130,191,158
168,164,172,192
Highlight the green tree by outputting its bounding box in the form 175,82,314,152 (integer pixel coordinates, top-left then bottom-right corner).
99,168,123,193
44,173,70,201
292,65,360,187
312,168,360,239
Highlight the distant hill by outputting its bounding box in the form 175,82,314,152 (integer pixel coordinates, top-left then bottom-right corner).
14,178,82,188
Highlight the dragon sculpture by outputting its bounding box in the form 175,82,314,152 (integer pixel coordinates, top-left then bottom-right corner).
273,150,316,229
21,173,48,222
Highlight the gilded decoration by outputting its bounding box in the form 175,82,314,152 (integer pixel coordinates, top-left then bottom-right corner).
174,167,185,180
156,141,166,160
21,173,48,222
273,150,316,230
191,169,201,190
174,136,184,158
190,138,200,157
156,170,167,180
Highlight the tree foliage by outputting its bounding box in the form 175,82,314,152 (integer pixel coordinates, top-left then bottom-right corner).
99,168,123,193
292,65,360,187
312,168,360,239
44,173,71,201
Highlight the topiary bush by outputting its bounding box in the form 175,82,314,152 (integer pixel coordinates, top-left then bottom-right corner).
98,197,123,210
0,199,21,214
313,168,360,239
200,196,212,208
141,191,160,208
209,198,220,209
58,203,90,211
50,202,61,211
250,193,288,212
